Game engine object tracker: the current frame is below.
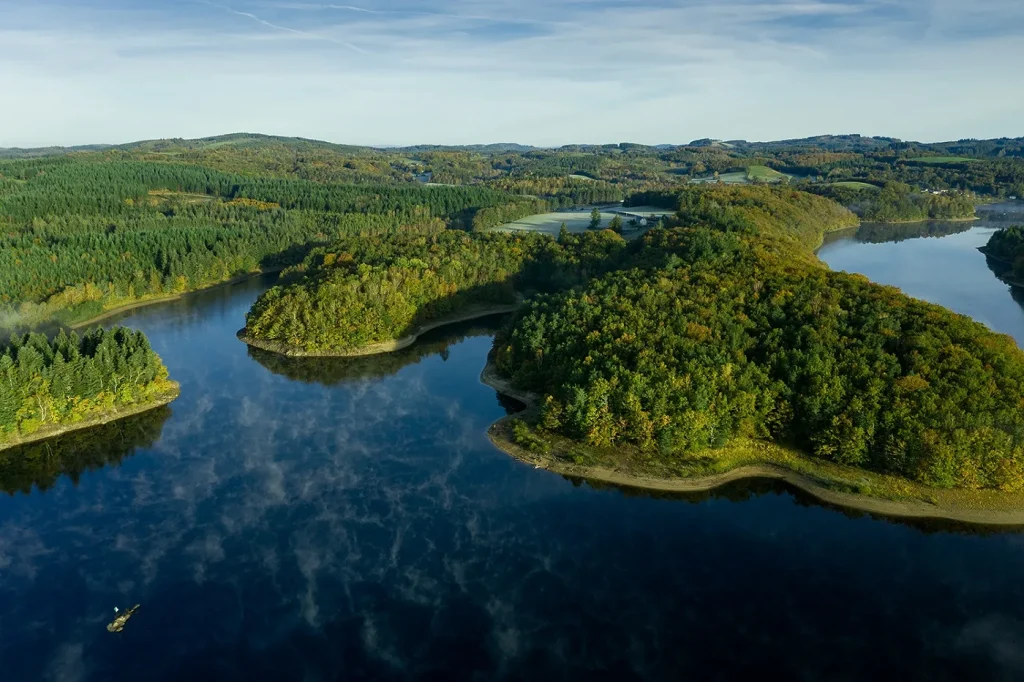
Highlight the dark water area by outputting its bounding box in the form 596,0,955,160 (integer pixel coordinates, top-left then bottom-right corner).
4,239,1024,681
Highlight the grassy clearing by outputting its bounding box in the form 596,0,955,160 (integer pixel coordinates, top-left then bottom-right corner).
495,209,626,237
829,181,880,190
689,167,792,185
911,156,977,164
689,171,749,185
145,189,216,205
746,165,792,182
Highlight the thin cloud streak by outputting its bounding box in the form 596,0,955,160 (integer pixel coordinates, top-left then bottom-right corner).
200,0,368,53
284,2,557,26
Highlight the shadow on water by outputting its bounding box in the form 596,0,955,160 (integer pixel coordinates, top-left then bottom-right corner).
246,313,511,386
0,406,172,495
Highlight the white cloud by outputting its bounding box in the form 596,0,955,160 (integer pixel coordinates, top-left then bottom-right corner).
0,0,1022,146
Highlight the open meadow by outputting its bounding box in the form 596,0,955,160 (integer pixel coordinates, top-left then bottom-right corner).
690,165,794,185
494,209,624,236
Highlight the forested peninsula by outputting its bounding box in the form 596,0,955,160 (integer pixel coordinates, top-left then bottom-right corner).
0,327,178,451
485,189,1024,520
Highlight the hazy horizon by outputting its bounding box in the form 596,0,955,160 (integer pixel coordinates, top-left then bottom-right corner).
2,0,1023,148
3,130,1021,152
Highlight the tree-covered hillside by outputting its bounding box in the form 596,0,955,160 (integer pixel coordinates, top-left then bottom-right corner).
493,185,1024,492
0,157,510,327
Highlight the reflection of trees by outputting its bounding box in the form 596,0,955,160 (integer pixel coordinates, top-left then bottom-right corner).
569,475,1024,536
0,405,172,495
983,254,1024,296
247,315,508,386
1012,285,1024,309
855,220,974,244
495,392,527,416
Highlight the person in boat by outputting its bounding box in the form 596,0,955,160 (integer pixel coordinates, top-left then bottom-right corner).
106,604,140,633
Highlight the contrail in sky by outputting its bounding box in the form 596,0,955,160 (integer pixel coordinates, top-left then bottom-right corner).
198,1,369,53
281,2,552,25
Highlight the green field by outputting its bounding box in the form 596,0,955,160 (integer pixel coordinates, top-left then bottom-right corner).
746,165,792,182
690,171,748,185
829,181,880,190
690,166,793,185
912,156,977,164
495,209,641,238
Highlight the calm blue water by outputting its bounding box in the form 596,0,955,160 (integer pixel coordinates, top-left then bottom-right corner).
2,222,1024,682
819,219,1024,344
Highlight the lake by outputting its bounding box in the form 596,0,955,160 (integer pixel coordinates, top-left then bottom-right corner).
3,219,1024,681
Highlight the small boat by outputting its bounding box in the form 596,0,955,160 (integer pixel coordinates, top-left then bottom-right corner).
106,604,140,633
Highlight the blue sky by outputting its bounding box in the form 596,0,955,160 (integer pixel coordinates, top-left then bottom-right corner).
1,0,1022,147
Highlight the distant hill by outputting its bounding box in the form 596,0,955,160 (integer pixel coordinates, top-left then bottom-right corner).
115,133,374,155
2,132,1022,160
0,144,113,159
0,133,376,159
391,143,538,153
686,135,905,153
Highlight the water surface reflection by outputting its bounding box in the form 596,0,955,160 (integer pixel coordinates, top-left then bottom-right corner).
2,239,1024,682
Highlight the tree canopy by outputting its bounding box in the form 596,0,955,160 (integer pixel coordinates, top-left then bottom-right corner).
0,327,177,446
494,186,1024,491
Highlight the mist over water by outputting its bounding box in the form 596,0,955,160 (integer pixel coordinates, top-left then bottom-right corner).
2,227,1024,681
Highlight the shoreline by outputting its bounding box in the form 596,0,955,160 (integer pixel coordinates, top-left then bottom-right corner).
237,303,519,358
978,248,1024,289
69,268,283,329
0,384,181,453
876,215,980,225
479,361,1024,526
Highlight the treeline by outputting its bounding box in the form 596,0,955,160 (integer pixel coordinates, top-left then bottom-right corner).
0,327,177,446
0,156,498,327
983,226,1024,282
629,184,859,249
494,185,1024,491
809,182,977,222
786,155,1024,198
0,159,512,223
486,177,625,207
0,202,445,327
471,198,550,231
